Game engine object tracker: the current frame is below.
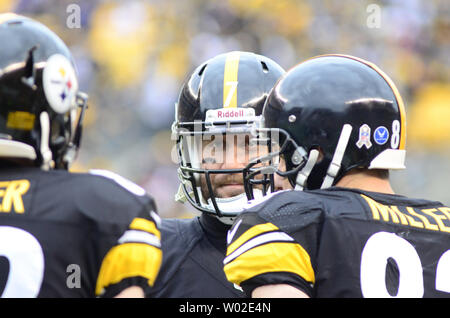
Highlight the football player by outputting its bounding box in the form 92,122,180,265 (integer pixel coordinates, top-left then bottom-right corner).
0,14,162,297
146,51,286,297
224,54,450,298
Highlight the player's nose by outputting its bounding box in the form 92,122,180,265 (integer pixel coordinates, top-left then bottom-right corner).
221,143,248,169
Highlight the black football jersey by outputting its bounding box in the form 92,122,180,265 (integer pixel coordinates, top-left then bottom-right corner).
224,188,450,298
147,214,245,298
0,166,162,297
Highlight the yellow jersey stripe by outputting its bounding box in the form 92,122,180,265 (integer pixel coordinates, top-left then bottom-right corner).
95,243,162,296
227,222,279,256
130,217,161,240
118,230,161,247
223,51,240,108
224,241,315,286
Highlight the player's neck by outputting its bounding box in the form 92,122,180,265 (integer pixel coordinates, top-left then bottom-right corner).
335,170,395,195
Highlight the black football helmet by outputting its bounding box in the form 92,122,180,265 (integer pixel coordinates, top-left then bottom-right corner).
244,54,406,196
0,14,87,170
172,51,285,218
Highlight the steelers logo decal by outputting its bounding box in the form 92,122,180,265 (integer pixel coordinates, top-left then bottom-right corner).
43,54,78,114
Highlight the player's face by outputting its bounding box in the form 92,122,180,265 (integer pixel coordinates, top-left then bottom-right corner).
199,134,270,199
201,135,291,199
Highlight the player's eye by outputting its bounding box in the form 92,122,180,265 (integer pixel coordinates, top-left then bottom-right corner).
202,157,217,164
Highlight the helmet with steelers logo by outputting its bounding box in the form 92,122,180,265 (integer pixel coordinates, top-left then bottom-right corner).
0,14,87,170
172,51,285,218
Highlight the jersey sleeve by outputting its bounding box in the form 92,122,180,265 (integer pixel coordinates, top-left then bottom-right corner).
223,191,322,297
96,209,163,297
79,170,163,297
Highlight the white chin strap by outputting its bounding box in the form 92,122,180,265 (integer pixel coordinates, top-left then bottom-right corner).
293,124,353,191
206,189,264,215
39,112,54,171
321,124,353,189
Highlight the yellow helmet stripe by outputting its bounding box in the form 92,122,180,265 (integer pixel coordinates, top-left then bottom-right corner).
223,51,240,108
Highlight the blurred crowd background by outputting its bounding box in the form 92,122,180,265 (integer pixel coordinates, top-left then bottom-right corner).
1,0,448,217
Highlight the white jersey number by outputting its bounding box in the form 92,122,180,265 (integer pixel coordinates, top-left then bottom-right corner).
0,226,45,297
360,231,450,297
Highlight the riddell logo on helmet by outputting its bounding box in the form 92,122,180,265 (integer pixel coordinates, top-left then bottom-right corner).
217,109,244,118
205,108,255,122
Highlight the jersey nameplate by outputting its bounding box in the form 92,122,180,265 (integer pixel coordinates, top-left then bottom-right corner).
0,180,30,213
361,194,450,233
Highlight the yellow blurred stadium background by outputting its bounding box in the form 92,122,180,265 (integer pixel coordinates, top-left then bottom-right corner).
2,0,448,217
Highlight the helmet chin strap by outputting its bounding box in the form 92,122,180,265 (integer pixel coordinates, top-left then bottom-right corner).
205,189,264,224
320,124,353,189
294,149,320,191
39,111,54,170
